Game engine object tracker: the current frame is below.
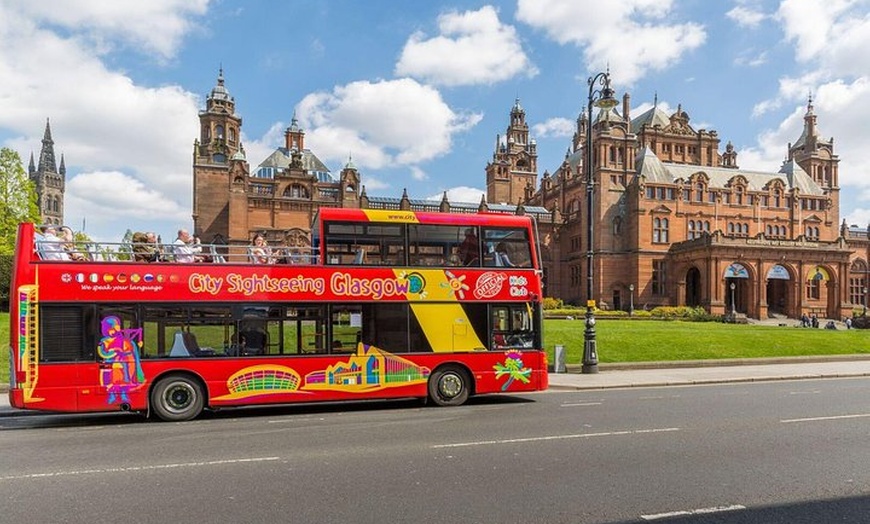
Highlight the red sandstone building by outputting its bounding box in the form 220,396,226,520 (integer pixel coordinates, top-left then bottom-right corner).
192,71,869,320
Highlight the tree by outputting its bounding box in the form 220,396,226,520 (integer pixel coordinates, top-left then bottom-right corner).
0,147,40,255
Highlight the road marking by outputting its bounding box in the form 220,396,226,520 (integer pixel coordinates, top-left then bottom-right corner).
0,457,280,481
641,504,746,520
560,402,602,407
781,413,870,423
432,427,679,448
268,417,327,423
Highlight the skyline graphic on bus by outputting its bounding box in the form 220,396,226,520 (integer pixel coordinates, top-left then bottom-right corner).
305,343,431,392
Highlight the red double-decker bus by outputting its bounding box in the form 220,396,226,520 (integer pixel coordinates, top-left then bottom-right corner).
8,208,548,421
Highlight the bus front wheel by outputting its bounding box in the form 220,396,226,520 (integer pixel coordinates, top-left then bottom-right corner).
150,375,205,422
428,366,470,406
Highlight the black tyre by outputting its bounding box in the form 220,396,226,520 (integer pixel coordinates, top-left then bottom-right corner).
150,375,205,421
428,366,470,406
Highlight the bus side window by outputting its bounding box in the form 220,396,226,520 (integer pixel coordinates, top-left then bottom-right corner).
491,305,535,349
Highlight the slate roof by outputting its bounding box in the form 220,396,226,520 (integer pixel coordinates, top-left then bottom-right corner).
637,147,825,195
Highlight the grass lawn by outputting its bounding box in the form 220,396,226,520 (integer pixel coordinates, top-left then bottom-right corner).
2,313,868,384
545,318,870,364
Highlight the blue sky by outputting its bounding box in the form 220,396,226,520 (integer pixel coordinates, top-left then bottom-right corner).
1,0,868,242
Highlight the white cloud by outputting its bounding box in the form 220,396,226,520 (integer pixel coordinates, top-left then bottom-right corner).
746,0,870,214
395,6,537,86
777,0,870,78
427,186,485,204
734,49,768,67
8,0,209,61
0,2,206,241
726,6,767,28
242,121,286,169
516,0,706,85
410,166,428,181
296,78,482,169
778,0,848,63
361,176,390,192
64,171,189,242
532,117,574,138
741,77,870,190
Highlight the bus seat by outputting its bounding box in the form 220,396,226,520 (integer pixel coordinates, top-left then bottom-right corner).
169,331,191,357
240,329,267,355
182,331,201,354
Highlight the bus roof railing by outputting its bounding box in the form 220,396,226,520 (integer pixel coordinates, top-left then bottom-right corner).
33,239,320,265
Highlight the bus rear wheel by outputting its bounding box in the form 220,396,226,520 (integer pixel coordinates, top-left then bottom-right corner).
428,366,470,406
150,375,205,422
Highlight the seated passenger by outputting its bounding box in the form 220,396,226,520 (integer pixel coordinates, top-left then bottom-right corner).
495,242,515,267
458,228,479,265
249,234,272,264
60,226,88,261
132,231,156,262
37,225,70,261
173,229,196,263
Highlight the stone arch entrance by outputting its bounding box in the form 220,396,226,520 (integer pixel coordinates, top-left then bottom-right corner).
724,262,752,317
685,267,701,307
765,264,791,317
805,265,838,319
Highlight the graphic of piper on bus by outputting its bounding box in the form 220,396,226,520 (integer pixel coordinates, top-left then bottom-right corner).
97,316,145,404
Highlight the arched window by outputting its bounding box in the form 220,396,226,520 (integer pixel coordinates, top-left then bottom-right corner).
774,190,781,208
612,217,622,235
215,125,225,140
696,183,704,202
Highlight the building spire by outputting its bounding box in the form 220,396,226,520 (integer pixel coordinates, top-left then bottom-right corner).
38,118,58,174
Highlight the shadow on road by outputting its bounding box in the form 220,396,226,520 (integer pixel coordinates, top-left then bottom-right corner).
0,393,537,429
613,494,870,523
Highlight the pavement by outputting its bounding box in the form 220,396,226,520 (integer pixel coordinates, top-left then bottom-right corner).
551,355,870,390
3,356,870,416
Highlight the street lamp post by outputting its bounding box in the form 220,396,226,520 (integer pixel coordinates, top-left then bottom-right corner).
582,70,618,374
629,284,635,317
730,282,736,316
863,286,868,316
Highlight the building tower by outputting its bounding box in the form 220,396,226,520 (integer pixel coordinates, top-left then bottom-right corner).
192,68,243,242
485,98,538,204
29,118,65,225
787,95,840,230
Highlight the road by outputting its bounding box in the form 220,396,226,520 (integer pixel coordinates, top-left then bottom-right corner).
2,378,870,523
